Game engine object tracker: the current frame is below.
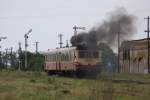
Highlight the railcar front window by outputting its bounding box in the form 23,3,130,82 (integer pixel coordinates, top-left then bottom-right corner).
79,51,99,58
79,51,87,58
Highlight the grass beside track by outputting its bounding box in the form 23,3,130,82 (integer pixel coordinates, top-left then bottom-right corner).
0,71,150,100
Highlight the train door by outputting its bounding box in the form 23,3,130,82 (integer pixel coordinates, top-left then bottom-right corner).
58,52,61,71
55,52,61,71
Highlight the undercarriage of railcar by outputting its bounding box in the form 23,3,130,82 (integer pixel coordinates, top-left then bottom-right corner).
46,64,101,78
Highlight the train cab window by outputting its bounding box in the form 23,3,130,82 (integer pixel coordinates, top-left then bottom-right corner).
79,51,99,58
78,51,88,58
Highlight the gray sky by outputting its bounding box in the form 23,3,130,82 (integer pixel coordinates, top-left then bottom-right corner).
0,0,149,52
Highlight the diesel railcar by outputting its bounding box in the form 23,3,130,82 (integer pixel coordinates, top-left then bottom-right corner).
44,47,101,77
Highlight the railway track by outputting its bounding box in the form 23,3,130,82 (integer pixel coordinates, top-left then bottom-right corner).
111,79,150,84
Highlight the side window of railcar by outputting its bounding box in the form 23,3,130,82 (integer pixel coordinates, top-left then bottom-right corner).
54,54,56,61
45,55,47,61
68,51,71,61
52,54,54,61
65,52,68,61
69,51,75,60
51,54,53,61
64,53,67,61
69,51,72,61
69,52,71,61
66,52,69,61
63,53,65,61
56,53,58,61
61,53,64,61
55,53,57,61
51,54,54,61
53,54,56,61
47,54,49,61
49,54,53,61
53,54,55,61
48,54,50,61
49,54,51,61
58,52,61,61
48,54,52,61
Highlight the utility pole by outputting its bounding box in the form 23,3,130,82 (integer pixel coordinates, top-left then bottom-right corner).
24,29,32,70
5,48,8,69
0,36,7,69
145,16,150,73
0,50,1,70
73,25,85,45
18,42,22,71
35,41,39,54
118,24,120,73
10,47,13,68
58,34,63,48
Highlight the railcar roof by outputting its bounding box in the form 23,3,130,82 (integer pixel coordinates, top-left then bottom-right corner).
43,46,100,55
44,47,77,54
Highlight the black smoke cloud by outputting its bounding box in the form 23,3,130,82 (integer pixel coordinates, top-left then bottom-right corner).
70,7,136,50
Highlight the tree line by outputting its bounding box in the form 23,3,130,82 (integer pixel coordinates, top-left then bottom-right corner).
0,51,45,71
0,43,117,72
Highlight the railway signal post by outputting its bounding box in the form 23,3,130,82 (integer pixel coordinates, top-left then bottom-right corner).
73,25,86,45
18,42,22,71
24,29,32,70
5,48,8,69
10,47,13,68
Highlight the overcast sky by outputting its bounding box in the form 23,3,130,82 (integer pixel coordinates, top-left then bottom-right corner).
0,0,149,52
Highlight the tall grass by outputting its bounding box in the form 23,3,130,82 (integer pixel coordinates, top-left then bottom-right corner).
0,71,150,100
